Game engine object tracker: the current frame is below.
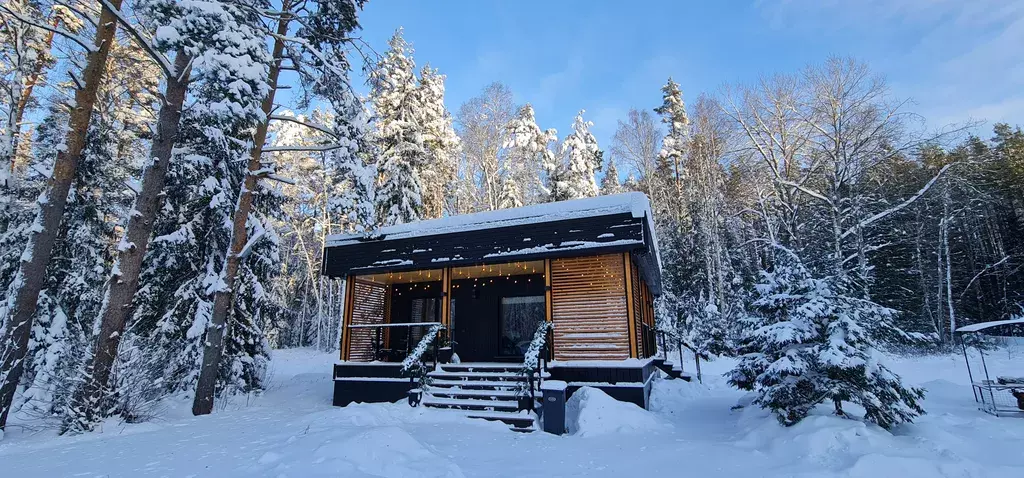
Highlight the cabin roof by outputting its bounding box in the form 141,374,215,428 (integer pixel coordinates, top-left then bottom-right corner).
323,192,662,293
327,192,657,248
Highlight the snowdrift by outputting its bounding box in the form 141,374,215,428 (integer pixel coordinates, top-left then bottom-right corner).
565,386,664,437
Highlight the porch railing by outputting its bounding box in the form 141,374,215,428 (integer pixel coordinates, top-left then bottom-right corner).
519,321,554,412
655,327,708,383
399,324,445,407
348,321,443,363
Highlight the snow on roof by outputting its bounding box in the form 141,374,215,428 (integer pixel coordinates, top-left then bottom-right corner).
327,192,657,247
956,318,1024,333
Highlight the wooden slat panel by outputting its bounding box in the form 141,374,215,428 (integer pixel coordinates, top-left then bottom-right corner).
341,277,354,360
631,262,644,358
347,280,387,362
550,254,630,361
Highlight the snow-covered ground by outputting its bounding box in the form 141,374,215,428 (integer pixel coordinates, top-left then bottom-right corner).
2,348,1023,477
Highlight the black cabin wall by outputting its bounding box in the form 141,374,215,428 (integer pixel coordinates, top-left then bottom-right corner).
387,281,442,352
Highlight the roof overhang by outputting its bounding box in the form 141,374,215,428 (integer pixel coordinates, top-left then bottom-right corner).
323,193,662,294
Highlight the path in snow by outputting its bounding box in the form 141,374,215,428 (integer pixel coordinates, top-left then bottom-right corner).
1,349,1022,477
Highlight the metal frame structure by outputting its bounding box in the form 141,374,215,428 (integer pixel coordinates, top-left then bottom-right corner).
955,318,1024,418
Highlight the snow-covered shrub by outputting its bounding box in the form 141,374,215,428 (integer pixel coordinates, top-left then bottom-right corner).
729,246,925,430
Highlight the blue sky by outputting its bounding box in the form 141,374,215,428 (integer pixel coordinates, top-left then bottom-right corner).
353,0,1024,157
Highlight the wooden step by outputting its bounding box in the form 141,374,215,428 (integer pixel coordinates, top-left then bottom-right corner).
422,396,519,412
428,371,526,381
429,388,520,399
464,410,536,429
439,363,522,373
429,379,523,389
422,407,536,431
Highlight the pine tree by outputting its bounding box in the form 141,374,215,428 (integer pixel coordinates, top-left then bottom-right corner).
600,158,622,195
131,84,276,402
327,97,376,232
20,109,134,420
556,110,602,201
654,77,689,224
503,104,555,205
371,28,426,225
730,246,925,429
0,0,129,431
416,65,459,219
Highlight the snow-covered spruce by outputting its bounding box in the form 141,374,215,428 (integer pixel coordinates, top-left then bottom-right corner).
370,28,427,226
729,246,925,429
503,104,557,207
552,110,603,201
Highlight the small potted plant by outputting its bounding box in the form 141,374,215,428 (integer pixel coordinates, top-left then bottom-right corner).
438,334,456,363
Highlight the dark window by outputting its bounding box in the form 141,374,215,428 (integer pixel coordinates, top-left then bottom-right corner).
409,297,439,344
499,296,545,356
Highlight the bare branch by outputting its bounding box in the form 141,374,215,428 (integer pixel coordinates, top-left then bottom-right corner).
269,114,337,138
840,162,955,240
262,144,342,153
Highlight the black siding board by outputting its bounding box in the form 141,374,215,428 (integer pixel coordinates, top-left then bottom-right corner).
334,363,405,378
324,213,646,277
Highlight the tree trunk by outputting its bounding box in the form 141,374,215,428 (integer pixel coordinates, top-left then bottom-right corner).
0,0,125,431
73,51,192,426
192,10,290,416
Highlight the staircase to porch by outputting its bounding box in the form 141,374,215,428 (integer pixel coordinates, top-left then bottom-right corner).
420,363,540,432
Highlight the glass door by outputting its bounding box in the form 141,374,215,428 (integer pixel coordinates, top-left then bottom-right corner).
499,296,545,357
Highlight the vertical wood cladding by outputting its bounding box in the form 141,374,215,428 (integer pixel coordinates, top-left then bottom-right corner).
550,254,630,360
638,277,654,358
347,280,388,362
631,260,644,358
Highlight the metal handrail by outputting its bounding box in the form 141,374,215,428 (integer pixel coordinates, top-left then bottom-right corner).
655,328,707,383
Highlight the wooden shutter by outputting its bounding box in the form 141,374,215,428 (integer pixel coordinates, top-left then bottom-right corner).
347,280,388,362
550,254,630,361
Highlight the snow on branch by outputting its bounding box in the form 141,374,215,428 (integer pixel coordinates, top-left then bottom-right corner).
840,162,955,240
266,32,354,91
237,220,267,260
261,144,343,153
960,255,1011,299
0,3,96,53
269,114,337,137
98,0,175,78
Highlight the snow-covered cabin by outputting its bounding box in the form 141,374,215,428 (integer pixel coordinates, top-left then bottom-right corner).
324,192,663,430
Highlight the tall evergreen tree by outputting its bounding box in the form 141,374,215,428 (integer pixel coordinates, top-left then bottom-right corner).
0,0,129,431
654,77,689,214
600,158,622,195
371,28,426,225
555,110,602,201
502,104,555,206
416,65,459,219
